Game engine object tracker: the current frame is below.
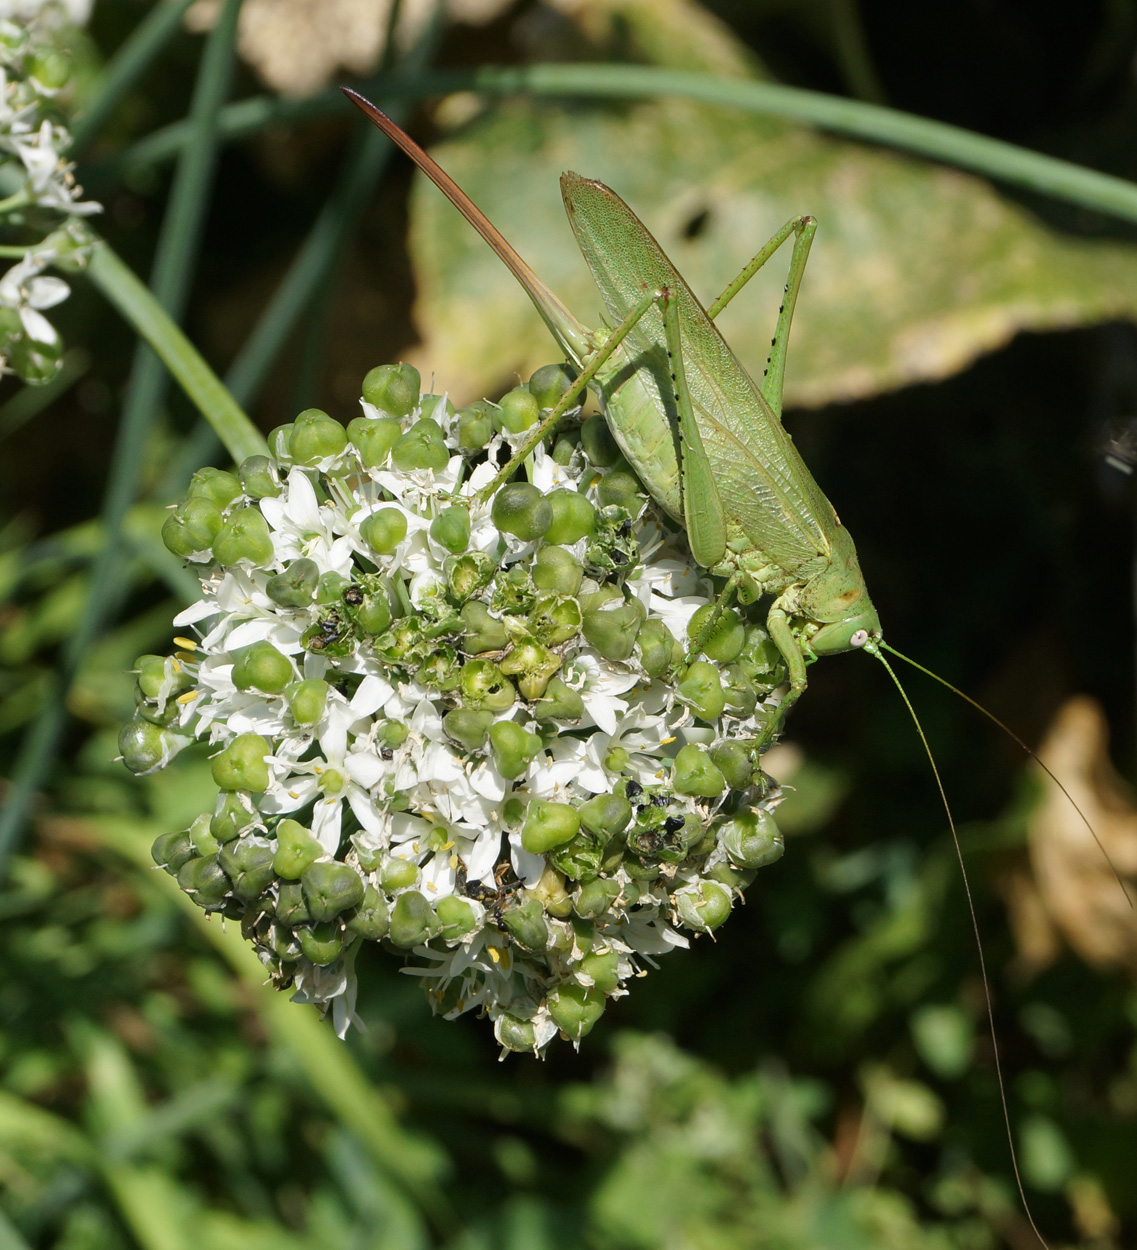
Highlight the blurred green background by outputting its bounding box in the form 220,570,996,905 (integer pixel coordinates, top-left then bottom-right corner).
3,1,1137,1246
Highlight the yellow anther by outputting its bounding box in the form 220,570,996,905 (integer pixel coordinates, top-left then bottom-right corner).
172,636,198,651
176,690,199,704
661,735,676,745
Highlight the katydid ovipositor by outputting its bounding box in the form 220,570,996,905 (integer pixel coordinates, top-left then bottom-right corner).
344,90,881,740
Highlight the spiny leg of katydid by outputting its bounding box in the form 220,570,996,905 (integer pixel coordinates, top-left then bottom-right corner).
476,286,663,505
705,215,816,421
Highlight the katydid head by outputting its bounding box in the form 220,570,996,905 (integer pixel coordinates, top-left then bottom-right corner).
809,604,882,656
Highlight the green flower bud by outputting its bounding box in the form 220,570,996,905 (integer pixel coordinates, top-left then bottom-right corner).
497,386,539,433
521,800,580,853
359,507,408,555
677,661,726,722
436,895,480,942
267,423,293,460
460,602,508,653
707,739,761,791
443,708,494,751
302,861,365,921
134,653,190,701
446,552,495,601
580,414,620,467
276,880,311,925
596,468,644,513
30,49,69,88
346,886,390,939
548,982,605,1040
501,897,548,952
673,743,727,797
499,637,561,701
578,792,632,840
176,855,230,909
297,921,343,965
721,807,784,868
389,890,438,948
347,415,402,467
579,949,620,994
429,505,471,553
362,362,420,416
489,721,542,780
232,640,293,694
381,857,419,892
187,466,242,508
289,408,348,465
315,570,350,604
528,594,582,648
491,483,552,542
545,488,596,545
211,791,257,843
211,732,270,792
574,877,620,919
272,818,323,878
376,720,408,748
496,1014,538,1054
688,604,746,662
151,830,194,875
238,455,281,499
189,812,218,856
162,496,223,556
528,362,577,410
391,418,449,471
118,718,184,774
582,599,644,662
459,659,515,712
457,401,495,451
532,545,583,596
636,617,681,679
266,557,319,607
287,678,329,726
533,675,585,722
213,506,274,567
219,837,276,900
675,881,733,933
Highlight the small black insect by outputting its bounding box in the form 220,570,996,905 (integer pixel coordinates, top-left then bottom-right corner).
343,584,364,606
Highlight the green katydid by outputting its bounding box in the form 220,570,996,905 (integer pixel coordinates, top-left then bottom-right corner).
343,89,880,744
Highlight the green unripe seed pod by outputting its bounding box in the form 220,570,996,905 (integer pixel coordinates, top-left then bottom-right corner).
118,719,181,774
580,414,620,467
297,921,343,965
489,721,542,780
275,881,310,925
213,506,274,567
176,855,231,908
315,571,350,605
577,792,632,840
362,362,420,416
347,415,402,467
188,813,219,856
436,895,479,942
677,660,726,722
30,49,69,88
533,674,585,721
502,795,529,827
162,496,223,556
528,362,577,409
211,732,270,792
443,708,494,751
673,743,727,798
499,638,561,701
579,949,620,994
381,856,419,891
273,818,323,878
548,982,605,1040
238,455,280,499
459,659,515,712
521,800,581,853
302,861,365,921
418,394,456,423
688,604,746,662
604,746,630,774
391,418,449,471
430,505,471,553
389,890,438,948
289,408,348,465
596,468,644,513
721,664,759,717
187,466,242,508
574,876,620,919
267,423,293,460
545,488,596,545
376,720,408,748
211,792,256,843
287,678,329,726
232,640,293,694
501,897,548,952
152,830,194,875
219,837,276,900
496,1015,537,1054
675,881,733,933
707,740,760,791
532,545,583,595
446,552,494,600
133,654,174,701
457,401,494,450
721,807,784,868
491,483,552,542
461,602,508,653
529,594,582,647
360,507,408,554
497,386,539,433
636,617,681,679
266,557,319,607
582,599,644,662
346,887,390,939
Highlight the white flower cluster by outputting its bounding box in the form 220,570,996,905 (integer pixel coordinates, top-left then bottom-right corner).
128,364,789,1053
0,6,99,382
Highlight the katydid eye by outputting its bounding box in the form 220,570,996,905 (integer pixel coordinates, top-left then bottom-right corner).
850,629,869,648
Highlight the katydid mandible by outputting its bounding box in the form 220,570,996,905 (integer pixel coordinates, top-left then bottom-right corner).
344,90,881,736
